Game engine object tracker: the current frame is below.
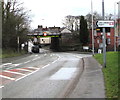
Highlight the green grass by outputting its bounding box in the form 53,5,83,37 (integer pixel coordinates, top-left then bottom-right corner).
0,49,27,58
94,52,119,98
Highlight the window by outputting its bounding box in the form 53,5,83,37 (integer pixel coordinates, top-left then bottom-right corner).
107,38,111,44
96,27,110,33
94,30,97,36
99,43,103,48
105,28,110,32
97,40,100,44
107,32,110,36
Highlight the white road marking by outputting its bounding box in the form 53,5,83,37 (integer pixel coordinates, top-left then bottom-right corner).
23,60,31,64
41,64,50,69
15,68,40,82
18,68,33,72
2,63,12,66
16,54,60,81
0,85,4,88
0,63,12,68
1,63,22,70
4,70,25,75
1,53,61,86
51,57,60,64
0,75,15,80
13,64,21,66
42,55,61,69
49,68,77,80
35,55,38,57
31,56,41,61
28,67,39,70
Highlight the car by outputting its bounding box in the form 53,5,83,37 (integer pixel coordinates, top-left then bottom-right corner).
32,45,39,53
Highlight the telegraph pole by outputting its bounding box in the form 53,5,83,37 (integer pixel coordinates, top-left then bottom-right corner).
102,0,106,68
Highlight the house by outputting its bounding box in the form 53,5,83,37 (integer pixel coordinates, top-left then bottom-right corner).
61,28,72,34
60,28,72,46
48,26,61,33
89,26,119,51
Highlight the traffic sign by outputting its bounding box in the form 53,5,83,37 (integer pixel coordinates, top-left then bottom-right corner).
96,20,114,27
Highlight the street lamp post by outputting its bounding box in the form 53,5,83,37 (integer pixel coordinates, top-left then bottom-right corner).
114,2,120,52
91,0,95,55
16,25,20,53
102,0,106,68
17,36,19,53
117,2,120,47
114,2,117,52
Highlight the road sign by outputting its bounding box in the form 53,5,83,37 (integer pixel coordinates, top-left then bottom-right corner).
96,20,114,27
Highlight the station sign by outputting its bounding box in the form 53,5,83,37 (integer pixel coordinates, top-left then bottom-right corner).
27,33,61,38
96,20,114,27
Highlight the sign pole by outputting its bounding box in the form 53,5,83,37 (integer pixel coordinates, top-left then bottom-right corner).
102,0,106,68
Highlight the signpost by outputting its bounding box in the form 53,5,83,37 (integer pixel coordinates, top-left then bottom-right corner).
96,20,115,68
102,0,106,68
96,20,114,27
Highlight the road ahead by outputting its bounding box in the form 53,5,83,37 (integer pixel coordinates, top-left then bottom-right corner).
0,52,92,98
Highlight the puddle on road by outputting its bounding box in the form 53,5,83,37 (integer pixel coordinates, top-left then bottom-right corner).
49,68,77,80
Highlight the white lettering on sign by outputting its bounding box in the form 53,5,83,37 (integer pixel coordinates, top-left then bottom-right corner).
97,20,114,27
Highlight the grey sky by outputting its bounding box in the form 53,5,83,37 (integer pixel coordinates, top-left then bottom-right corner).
21,0,119,29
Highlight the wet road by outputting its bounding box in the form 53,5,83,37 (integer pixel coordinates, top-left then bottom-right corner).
0,52,92,98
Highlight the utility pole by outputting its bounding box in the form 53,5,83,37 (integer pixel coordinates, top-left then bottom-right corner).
102,0,106,68
91,0,95,55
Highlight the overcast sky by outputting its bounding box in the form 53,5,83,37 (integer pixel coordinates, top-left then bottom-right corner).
20,0,119,29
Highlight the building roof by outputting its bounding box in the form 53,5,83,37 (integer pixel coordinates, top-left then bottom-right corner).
61,28,72,33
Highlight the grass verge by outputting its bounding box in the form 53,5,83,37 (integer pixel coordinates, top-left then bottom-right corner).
0,49,27,58
94,52,119,98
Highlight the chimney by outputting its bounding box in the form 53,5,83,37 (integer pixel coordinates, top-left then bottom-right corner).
38,25,43,29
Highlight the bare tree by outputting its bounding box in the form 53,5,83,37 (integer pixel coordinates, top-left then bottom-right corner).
62,15,75,31
85,11,102,29
2,0,31,49
105,13,114,20
74,16,80,31
86,11,114,29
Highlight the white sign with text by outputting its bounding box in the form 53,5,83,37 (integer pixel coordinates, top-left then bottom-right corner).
97,20,114,27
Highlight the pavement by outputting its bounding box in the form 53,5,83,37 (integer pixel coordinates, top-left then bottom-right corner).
68,56,106,98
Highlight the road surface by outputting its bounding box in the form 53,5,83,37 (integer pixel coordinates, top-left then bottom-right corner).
0,51,92,98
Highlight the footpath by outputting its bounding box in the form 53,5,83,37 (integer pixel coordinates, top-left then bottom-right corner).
68,56,106,98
